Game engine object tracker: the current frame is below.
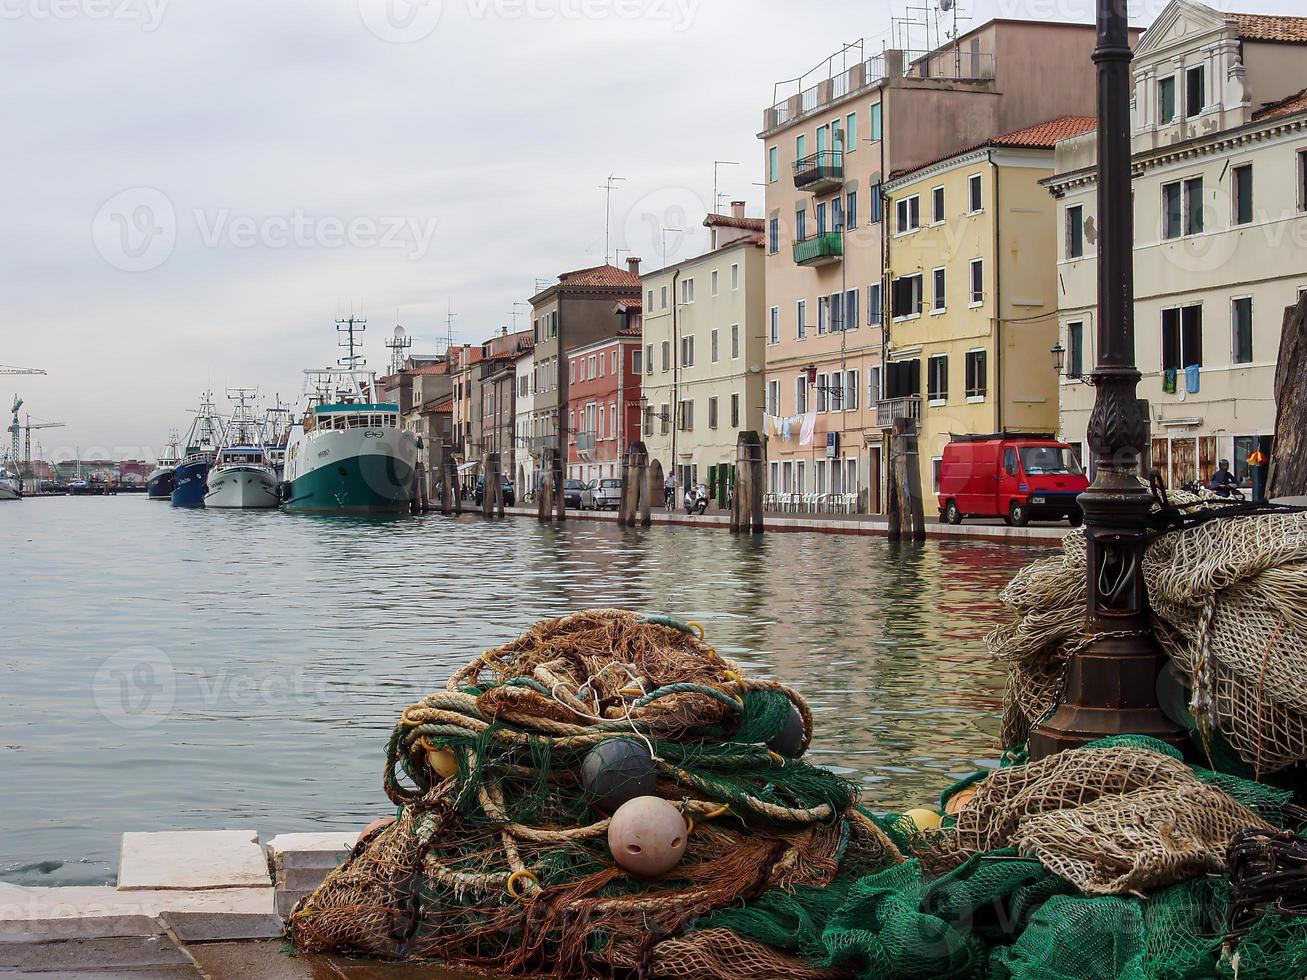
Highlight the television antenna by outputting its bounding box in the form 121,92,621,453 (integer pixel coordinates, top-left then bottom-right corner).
336,315,367,369
598,174,626,265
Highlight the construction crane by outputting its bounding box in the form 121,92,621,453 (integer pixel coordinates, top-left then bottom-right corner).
23,414,66,463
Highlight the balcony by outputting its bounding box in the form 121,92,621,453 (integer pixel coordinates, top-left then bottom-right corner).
574,431,597,454
876,396,921,429
792,232,843,267
527,435,555,455
793,150,844,193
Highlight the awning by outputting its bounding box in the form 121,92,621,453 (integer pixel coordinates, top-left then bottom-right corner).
457,461,480,472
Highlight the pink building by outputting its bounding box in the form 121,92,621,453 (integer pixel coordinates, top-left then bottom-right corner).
566,326,643,482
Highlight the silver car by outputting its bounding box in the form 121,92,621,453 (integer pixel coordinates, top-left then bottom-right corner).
591,478,622,510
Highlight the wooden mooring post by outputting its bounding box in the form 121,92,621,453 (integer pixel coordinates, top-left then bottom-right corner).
619,441,649,527
1271,294,1307,499
730,430,766,535
483,453,505,519
888,418,926,543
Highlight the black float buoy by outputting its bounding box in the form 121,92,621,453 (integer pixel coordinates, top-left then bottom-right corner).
766,705,805,758
581,738,656,812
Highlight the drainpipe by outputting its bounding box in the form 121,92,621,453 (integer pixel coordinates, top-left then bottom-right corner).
879,97,892,512
990,149,1003,434
672,269,680,487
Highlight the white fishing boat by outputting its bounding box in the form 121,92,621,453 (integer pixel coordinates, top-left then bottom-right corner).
281,317,418,515
204,389,279,510
0,467,20,501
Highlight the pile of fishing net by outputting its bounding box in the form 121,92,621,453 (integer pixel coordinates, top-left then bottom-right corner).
286,608,1307,978
989,502,1307,776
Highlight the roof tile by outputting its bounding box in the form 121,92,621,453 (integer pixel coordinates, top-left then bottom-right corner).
558,264,642,289
1253,87,1307,121
703,213,765,231
1231,12,1307,43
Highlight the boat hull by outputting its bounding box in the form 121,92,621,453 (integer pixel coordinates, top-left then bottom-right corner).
282,427,417,514
204,466,279,509
147,468,176,500
0,482,20,502
170,461,211,508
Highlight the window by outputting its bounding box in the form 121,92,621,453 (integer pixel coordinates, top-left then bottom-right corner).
1161,305,1203,371
1232,297,1253,364
931,186,945,224
795,375,808,414
731,323,740,359
832,196,843,231
796,133,807,160
927,354,949,403
681,278,695,304
680,335,694,367
870,182,883,223
768,218,779,254
661,340,670,372
816,201,827,235
795,207,807,241
1186,65,1205,117
708,396,719,429
846,190,858,228
645,344,653,375
1300,151,1307,212
797,299,807,340
868,366,881,405
612,350,618,375
677,400,694,432
870,102,882,141
647,289,654,310
1067,321,1085,379
660,285,669,309
965,349,987,399
845,288,858,330
815,373,828,412
1067,205,1084,258
969,258,984,306
830,291,844,332
710,328,719,363
598,404,605,438
895,195,920,234
593,353,601,379
659,403,670,436
730,263,739,290
846,111,858,151
891,274,923,319
867,283,882,325
730,393,740,428
932,267,946,312
816,123,829,153
818,295,829,334
632,348,643,374
831,118,844,154
711,270,719,296
967,173,982,213
885,358,920,398
1163,181,1182,238
1159,75,1176,124
1233,164,1253,225
1184,177,1203,234
768,146,779,183
769,306,779,344
766,380,779,416
844,369,858,410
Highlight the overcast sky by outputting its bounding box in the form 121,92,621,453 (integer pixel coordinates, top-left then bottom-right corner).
2,0,1297,459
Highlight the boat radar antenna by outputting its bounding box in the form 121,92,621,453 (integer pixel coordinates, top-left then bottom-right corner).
386,321,413,375
336,315,368,369
225,387,260,445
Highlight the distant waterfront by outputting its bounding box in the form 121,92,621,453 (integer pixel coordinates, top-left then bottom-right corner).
0,496,1044,886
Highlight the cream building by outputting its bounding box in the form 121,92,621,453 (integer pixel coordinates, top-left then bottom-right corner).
883,117,1095,500
642,205,767,495
760,21,1113,511
1046,0,1307,487
513,345,537,497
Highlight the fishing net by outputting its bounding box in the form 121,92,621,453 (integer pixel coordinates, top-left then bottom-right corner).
988,505,1307,775
286,611,1307,978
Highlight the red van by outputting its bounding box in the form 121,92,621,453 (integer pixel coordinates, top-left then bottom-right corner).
937,434,1089,527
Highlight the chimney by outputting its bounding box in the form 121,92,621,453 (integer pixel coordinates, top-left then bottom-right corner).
627,256,642,276
731,201,746,220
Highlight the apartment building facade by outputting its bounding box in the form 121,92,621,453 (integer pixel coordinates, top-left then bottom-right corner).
641,205,767,491
513,345,537,495
760,21,1114,510
883,116,1094,498
477,329,533,466
528,261,642,466
565,331,643,483
1046,0,1307,487
450,344,482,475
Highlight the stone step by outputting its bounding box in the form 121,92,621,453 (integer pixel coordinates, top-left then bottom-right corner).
118,831,271,892
265,833,353,874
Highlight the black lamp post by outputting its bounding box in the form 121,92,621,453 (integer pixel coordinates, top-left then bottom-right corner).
1028,0,1185,758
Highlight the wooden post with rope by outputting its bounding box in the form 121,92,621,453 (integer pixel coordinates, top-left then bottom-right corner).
620,441,648,527
732,431,765,534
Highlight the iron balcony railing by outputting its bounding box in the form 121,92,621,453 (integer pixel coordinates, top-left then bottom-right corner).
792,231,843,267
574,431,597,453
876,396,922,429
901,48,996,80
793,150,844,192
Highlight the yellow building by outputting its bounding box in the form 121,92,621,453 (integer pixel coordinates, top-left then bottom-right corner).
881,117,1094,504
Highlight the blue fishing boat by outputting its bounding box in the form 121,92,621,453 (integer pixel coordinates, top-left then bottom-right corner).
147,430,181,500
171,392,225,508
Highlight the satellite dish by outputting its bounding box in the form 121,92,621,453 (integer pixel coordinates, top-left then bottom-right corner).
939,0,953,9
394,325,405,339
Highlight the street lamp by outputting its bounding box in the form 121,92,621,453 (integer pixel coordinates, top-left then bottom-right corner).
1050,343,1066,375
1028,0,1185,759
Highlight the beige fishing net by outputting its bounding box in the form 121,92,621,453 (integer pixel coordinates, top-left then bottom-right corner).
988,507,1307,773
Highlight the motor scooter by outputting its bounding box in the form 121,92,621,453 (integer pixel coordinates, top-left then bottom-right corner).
684,483,710,515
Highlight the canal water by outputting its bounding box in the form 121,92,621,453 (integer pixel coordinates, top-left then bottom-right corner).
0,496,1048,886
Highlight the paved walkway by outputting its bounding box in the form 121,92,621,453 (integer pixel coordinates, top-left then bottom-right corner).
492,504,1070,546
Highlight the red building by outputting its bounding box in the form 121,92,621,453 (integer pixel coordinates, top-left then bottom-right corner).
566,320,643,482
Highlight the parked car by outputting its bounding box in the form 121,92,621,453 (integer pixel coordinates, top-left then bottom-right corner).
591,478,622,510
937,434,1088,527
563,479,595,509
474,476,516,507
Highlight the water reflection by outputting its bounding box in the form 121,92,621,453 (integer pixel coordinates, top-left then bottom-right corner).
0,498,1045,885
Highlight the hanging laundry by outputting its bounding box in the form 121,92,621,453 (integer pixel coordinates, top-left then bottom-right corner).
1162,369,1178,394
799,411,816,447
1185,364,1200,394
781,416,793,439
